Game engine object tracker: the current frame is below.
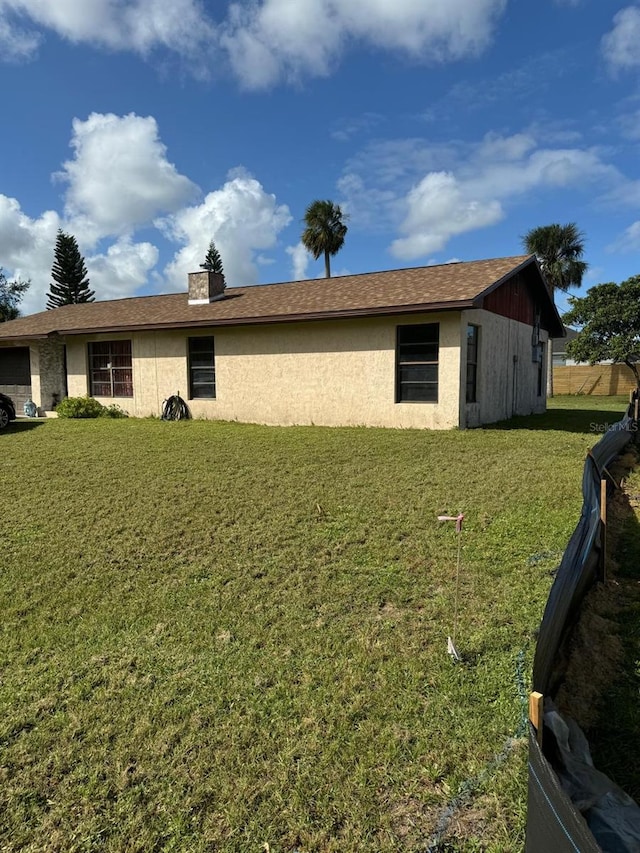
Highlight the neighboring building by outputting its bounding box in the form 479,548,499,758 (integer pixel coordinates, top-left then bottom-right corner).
552,326,579,367
0,255,563,429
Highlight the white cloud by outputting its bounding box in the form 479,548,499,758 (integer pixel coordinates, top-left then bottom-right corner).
0,194,61,314
1,0,508,86
58,112,198,241
391,172,503,259
340,131,627,261
87,238,159,301
602,6,640,73
0,10,40,59
609,221,640,252
0,0,216,62
286,242,310,280
221,0,507,88
159,168,291,289
0,194,162,313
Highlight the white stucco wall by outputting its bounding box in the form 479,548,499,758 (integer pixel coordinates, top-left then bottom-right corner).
460,309,548,428
65,313,463,429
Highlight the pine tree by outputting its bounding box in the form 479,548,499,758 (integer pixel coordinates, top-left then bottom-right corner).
200,240,225,283
47,230,95,310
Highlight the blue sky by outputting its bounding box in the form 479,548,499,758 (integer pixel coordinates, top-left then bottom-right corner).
1,0,639,316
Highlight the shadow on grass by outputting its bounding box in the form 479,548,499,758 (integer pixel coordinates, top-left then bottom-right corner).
490,405,630,434
2,419,47,434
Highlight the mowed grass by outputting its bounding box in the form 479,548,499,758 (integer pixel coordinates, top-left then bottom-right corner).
0,396,630,852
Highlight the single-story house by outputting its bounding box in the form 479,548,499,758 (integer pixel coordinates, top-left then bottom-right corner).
552,326,579,367
0,254,563,429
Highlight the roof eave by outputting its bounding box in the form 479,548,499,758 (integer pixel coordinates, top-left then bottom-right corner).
42,300,477,337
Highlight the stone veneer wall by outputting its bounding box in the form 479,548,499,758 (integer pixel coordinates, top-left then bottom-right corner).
30,340,66,413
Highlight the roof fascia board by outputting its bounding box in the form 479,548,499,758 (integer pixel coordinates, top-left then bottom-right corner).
49,301,476,337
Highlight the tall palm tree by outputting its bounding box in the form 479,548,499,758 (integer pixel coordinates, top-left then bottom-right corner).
301,200,348,278
522,223,588,396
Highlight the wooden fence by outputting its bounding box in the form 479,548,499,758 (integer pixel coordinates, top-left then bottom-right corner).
553,363,637,396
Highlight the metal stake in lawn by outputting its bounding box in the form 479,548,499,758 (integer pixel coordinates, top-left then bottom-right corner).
438,513,464,662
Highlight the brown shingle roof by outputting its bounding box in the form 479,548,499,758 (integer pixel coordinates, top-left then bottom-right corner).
0,254,560,340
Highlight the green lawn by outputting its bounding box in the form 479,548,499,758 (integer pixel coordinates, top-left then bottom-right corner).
0,396,631,852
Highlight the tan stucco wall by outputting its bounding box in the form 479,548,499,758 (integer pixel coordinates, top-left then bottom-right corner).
460,309,548,428
65,314,463,429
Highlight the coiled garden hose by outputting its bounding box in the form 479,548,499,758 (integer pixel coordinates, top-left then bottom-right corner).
161,394,191,421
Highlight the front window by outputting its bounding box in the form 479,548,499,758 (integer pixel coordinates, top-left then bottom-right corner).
466,325,479,403
396,324,439,403
88,340,133,397
188,336,216,399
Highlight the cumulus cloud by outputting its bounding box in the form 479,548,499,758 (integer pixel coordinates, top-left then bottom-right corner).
602,6,640,73
57,112,198,241
87,238,159,301
391,172,503,258
221,0,507,88
339,131,627,261
0,194,61,313
286,242,310,280
0,0,216,63
159,169,291,289
1,0,508,86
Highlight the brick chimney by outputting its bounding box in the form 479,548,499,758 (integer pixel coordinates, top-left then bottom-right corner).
188,271,226,305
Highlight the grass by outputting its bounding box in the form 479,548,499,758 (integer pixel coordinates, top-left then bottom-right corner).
0,395,631,852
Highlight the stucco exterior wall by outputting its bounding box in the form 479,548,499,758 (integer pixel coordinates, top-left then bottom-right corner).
65,313,463,429
460,309,548,428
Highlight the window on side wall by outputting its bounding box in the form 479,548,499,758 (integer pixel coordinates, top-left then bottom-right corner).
188,336,216,399
466,324,479,403
88,340,133,397
396,323,439,402
537,342,545,397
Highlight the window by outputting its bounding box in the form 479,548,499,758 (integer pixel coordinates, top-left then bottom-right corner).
188,336,216,399
396,324,439,402
466,324,479,403
537,343,545,397
88,340,133,397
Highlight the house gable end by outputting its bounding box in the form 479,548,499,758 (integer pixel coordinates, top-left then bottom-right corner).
475,261,564,337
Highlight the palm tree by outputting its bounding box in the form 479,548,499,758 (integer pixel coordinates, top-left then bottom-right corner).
522,223,587,396
301,200,348,278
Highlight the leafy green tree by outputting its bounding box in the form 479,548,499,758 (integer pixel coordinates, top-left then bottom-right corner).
522,222,588,396
301,200,348,278
563,276,640,389
47,230,94,310
200,239,226,284
0,268,30,322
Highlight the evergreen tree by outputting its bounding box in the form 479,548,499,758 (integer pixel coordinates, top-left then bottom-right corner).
47,230,94,310
0,268,30,322
200,240,226,284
